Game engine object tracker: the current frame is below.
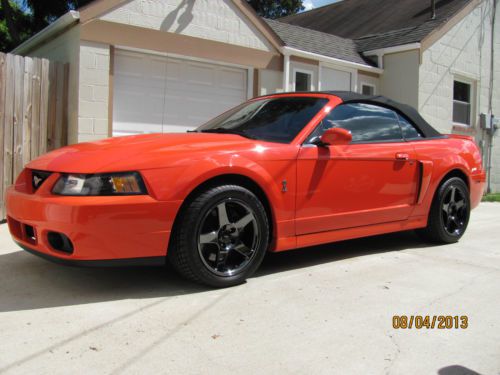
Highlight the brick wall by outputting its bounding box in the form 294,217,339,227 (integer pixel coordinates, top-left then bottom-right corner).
419,1,500,192
100,0,273,52
77,41,110,142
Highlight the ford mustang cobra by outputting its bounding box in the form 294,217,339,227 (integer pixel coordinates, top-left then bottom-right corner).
5,92,485,287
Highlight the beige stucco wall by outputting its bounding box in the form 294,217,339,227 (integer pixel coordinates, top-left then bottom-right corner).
77,41,110,143
100,0,274,52
419,0,500,192
379,50,420,108
27,25,81,144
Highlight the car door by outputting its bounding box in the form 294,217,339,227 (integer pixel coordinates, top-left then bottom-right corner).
295,102,420,235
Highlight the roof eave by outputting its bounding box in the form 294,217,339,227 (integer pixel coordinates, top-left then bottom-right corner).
12,11,80,55
362,42,422,56
282,46,383,74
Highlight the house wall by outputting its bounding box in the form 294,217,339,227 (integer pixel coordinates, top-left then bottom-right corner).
419,0,500,192
380,50,420,108
289,61,319,91
358,72,380,94
27,26,81,144
99,0,274,52
77,41,110,142
259,69,283,96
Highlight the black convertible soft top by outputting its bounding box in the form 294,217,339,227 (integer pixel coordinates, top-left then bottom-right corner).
324,91,442,138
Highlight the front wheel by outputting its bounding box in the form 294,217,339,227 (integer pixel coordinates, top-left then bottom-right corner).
416,177,470,244
168,185,269,287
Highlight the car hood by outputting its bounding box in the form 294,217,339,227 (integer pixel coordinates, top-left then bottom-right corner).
27,133,261,173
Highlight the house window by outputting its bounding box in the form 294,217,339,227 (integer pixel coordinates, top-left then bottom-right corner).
295,71,312,92
453,80,472,125
361,84,375,96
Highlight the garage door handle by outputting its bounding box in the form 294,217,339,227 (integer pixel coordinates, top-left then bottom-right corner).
395,153,410,161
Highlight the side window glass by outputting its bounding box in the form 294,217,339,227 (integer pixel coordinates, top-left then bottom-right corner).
397,114,423,139
308,103,403,143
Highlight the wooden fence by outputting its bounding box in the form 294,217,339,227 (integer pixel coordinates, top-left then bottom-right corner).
0,52,69,221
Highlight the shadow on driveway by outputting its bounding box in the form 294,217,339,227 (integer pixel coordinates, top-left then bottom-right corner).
0,230,433,313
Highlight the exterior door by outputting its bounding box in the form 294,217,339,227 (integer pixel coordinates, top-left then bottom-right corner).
295,103,419,235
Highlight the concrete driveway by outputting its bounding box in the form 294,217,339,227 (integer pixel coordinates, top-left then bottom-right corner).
0,203,499,375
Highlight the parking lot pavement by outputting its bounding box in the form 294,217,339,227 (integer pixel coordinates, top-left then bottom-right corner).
0,203,499,375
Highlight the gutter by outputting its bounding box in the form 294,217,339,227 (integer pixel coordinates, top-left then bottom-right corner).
282,46,383,74
12,11,80,55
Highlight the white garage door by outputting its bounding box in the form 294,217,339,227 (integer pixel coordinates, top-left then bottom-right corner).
321,67,352,91
113,50,248,136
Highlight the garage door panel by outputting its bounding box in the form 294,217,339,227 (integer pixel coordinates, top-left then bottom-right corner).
321,67,352,91
113,50,247,136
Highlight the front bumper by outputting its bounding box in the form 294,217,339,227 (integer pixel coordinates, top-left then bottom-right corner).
5,172,182,263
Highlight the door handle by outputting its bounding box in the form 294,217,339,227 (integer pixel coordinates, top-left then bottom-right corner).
395,153,410,161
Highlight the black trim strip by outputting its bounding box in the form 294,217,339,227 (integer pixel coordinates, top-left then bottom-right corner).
17,242,166,267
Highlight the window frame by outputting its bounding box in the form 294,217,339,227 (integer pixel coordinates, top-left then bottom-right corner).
305,102,409,145
360,83,376,96
452,77,475,127
293,68,314,92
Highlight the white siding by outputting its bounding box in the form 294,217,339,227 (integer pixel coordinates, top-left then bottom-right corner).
419,1,500,191
259,69,283,96
100,0,273,52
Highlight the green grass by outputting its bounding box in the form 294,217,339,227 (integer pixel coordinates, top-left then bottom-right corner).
482,193,500,202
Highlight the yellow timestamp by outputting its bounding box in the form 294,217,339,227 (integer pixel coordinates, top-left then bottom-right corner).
392,315,468,329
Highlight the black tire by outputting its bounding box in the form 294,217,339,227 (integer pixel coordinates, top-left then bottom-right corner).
416,177,470,244
168,185,269,288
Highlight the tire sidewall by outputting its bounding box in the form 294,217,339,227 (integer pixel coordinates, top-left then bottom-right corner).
179,186,269,287
434,177,470,242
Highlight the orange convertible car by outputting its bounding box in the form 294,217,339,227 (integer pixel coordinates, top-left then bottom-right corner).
6,92,485,287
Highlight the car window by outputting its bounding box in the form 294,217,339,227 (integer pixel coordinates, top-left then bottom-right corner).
397,114,423,140
196,97,328,143
307,103,404,143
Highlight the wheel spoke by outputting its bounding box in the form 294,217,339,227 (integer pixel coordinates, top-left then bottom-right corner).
216,247,230,270
455,199,465,210
233,242,253,260
234,213,255,230
442,202,450,213
200,231,218,244
450,186,457,203
217,203,230,227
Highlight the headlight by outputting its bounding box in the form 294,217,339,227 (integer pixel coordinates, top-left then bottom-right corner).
52,172,147,196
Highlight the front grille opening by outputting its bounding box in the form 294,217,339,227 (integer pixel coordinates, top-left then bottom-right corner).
24,225,37,245
7,217,23,240
47,232,74,254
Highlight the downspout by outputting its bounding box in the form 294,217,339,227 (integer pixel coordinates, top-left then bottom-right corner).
487,0,498,193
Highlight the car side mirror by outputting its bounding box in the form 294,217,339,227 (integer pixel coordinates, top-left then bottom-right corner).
319,127,352,146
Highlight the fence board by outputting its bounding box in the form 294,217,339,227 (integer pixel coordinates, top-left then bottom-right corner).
22,57,33,167
39,59,50,155
3,54,16,221
31,58,41,160
0,52,69,221
0,54,6,220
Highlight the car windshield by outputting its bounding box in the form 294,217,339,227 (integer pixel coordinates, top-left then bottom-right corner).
195,97,328,143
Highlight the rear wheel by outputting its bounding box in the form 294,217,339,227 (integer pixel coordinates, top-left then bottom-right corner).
417,177,470,244
168,185,269,287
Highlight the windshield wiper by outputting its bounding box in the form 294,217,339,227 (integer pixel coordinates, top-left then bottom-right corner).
199,128,257,140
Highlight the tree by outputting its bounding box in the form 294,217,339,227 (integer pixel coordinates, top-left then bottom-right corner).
0,0,32,52
246,0,304,19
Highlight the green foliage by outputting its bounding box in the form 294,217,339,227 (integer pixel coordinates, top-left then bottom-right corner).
246,0,304,19
0,0,32,52
482,193,500,202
